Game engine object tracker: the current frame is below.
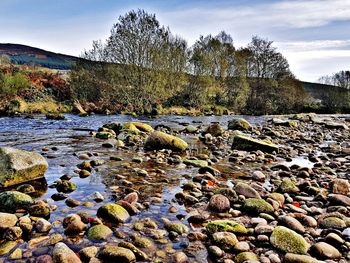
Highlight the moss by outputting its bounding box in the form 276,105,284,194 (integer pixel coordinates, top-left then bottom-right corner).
144,131,188,152
0,241,17,256
278,179,299,193
130,122,153,133
134,237,153,248
212,232,238,251
165,222,188,234
228,118,252,131
98,246,136,262
96,132,113,139
319,217,346,229
269,193,285,206
231,133,279,153
235,252,259,263
243,198,274,215
206,220,247,235
97,204,130,224
0,191,33,212
123,123,140,134
56,180,77,193
86,224,113,240
183,159,208,168
270,226,310,254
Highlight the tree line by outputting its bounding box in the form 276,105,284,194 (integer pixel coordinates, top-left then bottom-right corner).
69,9,309,115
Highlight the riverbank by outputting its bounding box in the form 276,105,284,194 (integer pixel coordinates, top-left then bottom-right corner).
0,113,349,262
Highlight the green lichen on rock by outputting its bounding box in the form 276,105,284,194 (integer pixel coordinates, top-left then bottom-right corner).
212,232,238,250
56,180,77,193
165,222,188,234
0,147,48,188
86,224,113,240
144,131,188,152
206,220,247,235
231,133,279,153
277,179,299,193
130,122,154,133
183,159,208,168
99,245,136,263
235,252,259,263
213,188,238,203
243,198,274,215
97,204,130,224
319,217,346,229
270,226,310,254
0,191,33,212
133,237,153,248
228,118,252,131
96,132,113,139
123,123,141,134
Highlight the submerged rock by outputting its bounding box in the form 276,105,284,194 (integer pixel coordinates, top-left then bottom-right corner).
144,131,188,152
0,147,48,187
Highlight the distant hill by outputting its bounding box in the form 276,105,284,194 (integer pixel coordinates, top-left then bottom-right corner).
0,43,79,70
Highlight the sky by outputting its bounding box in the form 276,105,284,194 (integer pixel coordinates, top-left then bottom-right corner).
0,0,349,82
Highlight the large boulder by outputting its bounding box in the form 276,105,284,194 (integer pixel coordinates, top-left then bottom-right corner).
231,133,279,153
270,226,310,254
0,191,34,212
0,147,48,187
144,131,188,152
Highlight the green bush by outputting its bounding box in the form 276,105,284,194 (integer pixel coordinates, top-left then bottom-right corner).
0,73,31,95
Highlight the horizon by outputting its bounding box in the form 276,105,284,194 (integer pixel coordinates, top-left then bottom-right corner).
0,0,349,82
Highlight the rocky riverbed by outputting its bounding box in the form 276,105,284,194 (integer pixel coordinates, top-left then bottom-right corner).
0,113,349,263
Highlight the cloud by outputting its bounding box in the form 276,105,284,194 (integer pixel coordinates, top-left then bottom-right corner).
276,39,350,51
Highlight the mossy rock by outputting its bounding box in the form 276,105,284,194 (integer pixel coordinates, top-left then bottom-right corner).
165,222,188,234
46,113,65,120
243,198,274,215
206,220,247,235
123,123,140,134
130,122,153,133
228,118,252,131
133,237,153,248
277,179,299,193
231,133,279,153
235,252,259,263
319,217,346,229
86,224,113,240
269,192,285,206
272,118,298,128
183,159,208,168
0,147,48,188
212,232,238,251
270,226,310,254
206,123,224,136
184,125,199,134
98,245,136,262
56,180,77,193
97,204,130,224
96,132,113,139
0,191,33,213
0,241,17,256
213,188,238,203
144,131,188,152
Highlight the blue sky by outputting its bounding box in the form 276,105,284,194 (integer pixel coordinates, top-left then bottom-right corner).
0,0,349,81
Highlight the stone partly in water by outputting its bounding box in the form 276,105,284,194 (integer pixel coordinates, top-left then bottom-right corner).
98,245,136,263
228,118,252,131
97,204,130,224
205,123,225,137
144,131,188,152
231,133,279,153
270,226,310,254
0,191,33,212
0,147,48,187
52,242,82,263
86,224,113,241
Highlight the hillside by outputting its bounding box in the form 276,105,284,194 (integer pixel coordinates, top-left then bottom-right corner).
0,43,78,69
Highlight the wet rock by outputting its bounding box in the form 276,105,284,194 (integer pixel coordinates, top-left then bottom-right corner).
212,232,238,250
123,192,138,204
228,118,252,131
173,251,188,263
35,219,52,233
284,253,321,263
144,131,188,152
36,255,54,263
206,123,225,137
0,191,33,212
310,242,341,259
270,226,310,254
133,237,153,248
231,133,279,153
162,219,188,234
213,188,238,203
243,198,274,215
319,216,346,229
235,252,259,263
96,131,113,139
117,200,140,215
206,220,247,234
277,179,299,193
29,203,50,217
272,118,298,128
208,245,224,258
0,147,48,187
52,242,82,263
98,245,136,263
79,246,98,262
65,198,81,207
62,214,86,235
0,213,17,228
16,184,35,194
55,180,77,193
328,194,350,206
235,182,261,199
183,159,208,167
119,242,148,261
46,113,65,120
0,241,17,256
209,194,231,213
86,224,113,240
279,216,305,234
97,204,130,223
2,226,22,241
